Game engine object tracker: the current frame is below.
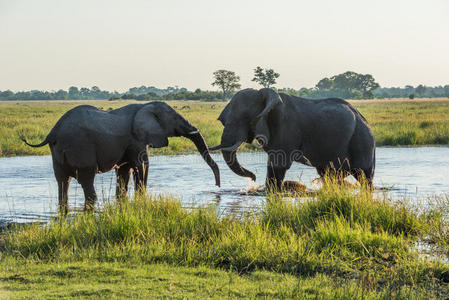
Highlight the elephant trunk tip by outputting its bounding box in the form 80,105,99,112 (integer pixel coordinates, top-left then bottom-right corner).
222,149,256,182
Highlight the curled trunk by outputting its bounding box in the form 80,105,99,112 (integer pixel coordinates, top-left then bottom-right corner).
186,132,221,187
222,150,256,182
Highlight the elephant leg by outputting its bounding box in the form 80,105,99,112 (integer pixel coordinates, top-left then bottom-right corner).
266,165,288,191
54,164,70,215
56,175,71,215
316,166,327,178
265,159,289,191
116,165,131,199
316,166,347,184
77,170,97,211
351,168,374,189
133,158,149,193
364,167,374,188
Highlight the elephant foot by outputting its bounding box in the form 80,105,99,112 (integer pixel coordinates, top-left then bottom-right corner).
265,180,308,194
281,180,308,193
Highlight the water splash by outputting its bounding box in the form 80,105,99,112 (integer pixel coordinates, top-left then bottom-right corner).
245,177,260,192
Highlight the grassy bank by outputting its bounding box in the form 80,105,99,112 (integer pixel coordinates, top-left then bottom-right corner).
1,98,449,157
1,181,449,298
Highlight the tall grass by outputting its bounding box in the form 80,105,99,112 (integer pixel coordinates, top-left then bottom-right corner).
3,182,448,296
1,98,449,157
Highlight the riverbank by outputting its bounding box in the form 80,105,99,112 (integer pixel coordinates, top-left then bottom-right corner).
1,98,449,157
1,181,449,298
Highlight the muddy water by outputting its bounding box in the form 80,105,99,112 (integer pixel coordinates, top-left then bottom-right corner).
0,147,448,224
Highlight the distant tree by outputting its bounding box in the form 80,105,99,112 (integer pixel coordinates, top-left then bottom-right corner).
68,86,80,99
54,89,68,100
252,66,280,88
409,94,415,99
324,71,379,98
79,87,90,99
356,74,380,97
316,77,333,90
0,90,14,99
415,84,426,97
444,85,449,97
211,69,241,101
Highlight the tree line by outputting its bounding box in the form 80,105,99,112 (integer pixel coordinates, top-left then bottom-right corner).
1,68,448,101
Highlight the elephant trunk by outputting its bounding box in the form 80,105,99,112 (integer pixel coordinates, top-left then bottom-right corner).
219,126,256,182
185,131,221,187
222,149,256,182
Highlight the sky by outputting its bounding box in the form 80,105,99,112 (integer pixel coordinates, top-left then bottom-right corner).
1,0,448,92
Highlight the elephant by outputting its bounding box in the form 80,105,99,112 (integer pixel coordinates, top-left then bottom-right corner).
210,88,375,189
22,101,220,214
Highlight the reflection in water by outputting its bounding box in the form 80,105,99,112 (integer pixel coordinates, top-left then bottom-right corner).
0,147,448,224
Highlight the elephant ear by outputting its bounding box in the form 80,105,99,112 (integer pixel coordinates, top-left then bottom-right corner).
133,105,168,148
254,88,283,146
218,102,232,126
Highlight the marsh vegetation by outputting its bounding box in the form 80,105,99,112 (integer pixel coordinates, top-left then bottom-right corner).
1,180,449,298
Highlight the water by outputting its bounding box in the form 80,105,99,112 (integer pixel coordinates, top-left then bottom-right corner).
1,147,448,224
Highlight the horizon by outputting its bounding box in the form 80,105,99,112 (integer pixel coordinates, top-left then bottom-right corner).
1,77,449,94
1,0,448,92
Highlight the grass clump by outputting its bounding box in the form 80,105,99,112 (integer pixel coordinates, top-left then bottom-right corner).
2,182,449,298
263,180,423,237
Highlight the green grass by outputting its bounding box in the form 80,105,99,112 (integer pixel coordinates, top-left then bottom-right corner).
1,98,449,157
1,261,442,299
1,181,449,298
354,99,449,146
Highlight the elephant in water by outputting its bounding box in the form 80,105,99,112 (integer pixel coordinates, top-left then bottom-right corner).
210,88,375,189
22,101,220,214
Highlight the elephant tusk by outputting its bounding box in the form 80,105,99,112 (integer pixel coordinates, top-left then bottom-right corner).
208,144,222,151
188,130,200,135
221,141,243,152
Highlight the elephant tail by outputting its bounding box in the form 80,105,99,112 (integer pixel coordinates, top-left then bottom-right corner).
21,137,49,148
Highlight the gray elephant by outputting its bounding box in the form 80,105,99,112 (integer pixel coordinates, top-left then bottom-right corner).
210,88,375,189
22,101,220,213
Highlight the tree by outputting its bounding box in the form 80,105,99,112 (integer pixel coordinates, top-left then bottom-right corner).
444,85,449,97
252,66,280,88
356,74,380,97
54,89,68,100
323,71,379,98
211,70,241,101
316,77,333,90
68,86,79,99
79,87,91,99
415,84,426,97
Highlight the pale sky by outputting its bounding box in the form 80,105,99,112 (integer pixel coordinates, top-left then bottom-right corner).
1,0,448,92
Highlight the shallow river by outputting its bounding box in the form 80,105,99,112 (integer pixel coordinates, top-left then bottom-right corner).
0,147,448,224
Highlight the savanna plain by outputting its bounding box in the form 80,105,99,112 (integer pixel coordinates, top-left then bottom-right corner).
1,98,449,299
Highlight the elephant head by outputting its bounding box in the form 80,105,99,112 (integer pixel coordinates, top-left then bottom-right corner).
133,102,220,186
210,88,283,182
